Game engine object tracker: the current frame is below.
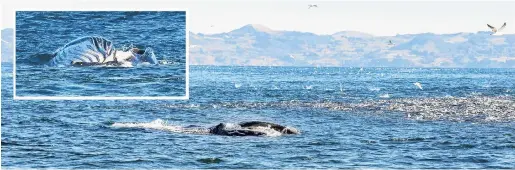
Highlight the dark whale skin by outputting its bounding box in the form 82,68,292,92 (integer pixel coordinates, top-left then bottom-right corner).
208,122,300,136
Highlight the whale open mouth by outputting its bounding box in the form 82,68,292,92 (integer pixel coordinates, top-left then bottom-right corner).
30,36,160,67
131,47,158,65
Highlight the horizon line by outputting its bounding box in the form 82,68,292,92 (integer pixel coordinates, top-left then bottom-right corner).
189,24,511,36
2,62,514,69
2,25,513,37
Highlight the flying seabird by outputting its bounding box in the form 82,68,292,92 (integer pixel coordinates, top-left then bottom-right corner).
413,82,423,90
487,22,506,35
308,4,318,9
1,39,11,48
388,40,395,46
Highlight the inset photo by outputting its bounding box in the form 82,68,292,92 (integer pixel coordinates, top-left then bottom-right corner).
15,11,188,99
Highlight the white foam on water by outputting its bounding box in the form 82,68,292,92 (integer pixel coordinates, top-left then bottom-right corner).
444,94,454,98
272,85,279,90
189,104,200,108
379,94,390,98
384,96,515,122
470,92,483,96
111,119,183,133
234,83,242,88
369,87,381,91
158,60,171,65
111,119,209,135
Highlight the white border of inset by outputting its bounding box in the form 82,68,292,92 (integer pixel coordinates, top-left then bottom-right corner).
13,9,189,100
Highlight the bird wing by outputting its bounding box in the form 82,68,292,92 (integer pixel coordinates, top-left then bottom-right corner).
487,24,496,30
498,22,507,31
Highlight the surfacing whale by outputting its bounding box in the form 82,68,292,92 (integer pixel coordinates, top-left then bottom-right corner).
111,120,300,137
209,121,300,136
32,36,157,67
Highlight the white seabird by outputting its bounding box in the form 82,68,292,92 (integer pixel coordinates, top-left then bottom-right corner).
487,22,506,35
1,39,11,47
413,82,423,90
308,4,318,9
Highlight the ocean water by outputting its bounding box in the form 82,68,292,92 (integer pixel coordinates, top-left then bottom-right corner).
15,11,186,96
2,65,515,169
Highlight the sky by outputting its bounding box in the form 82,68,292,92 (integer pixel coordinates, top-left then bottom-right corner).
1,0,515,36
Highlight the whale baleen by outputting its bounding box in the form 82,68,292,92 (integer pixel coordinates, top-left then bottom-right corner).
33,36,157,67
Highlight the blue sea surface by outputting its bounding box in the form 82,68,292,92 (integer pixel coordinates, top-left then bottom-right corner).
2,64,515,169
15,11,186,97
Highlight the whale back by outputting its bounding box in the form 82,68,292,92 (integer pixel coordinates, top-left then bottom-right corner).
239,121,300,134
47,36,115,66
209,123,268,136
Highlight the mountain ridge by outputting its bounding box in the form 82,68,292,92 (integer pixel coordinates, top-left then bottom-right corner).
189,24,515,68
3,26,515,68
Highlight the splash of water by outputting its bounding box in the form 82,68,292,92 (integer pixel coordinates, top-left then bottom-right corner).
111,119,209,134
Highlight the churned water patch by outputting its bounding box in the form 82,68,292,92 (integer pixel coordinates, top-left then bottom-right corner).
197,157,224,164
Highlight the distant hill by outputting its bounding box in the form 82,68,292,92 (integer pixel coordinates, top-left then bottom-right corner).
3,26,515,68
190,24,515,68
